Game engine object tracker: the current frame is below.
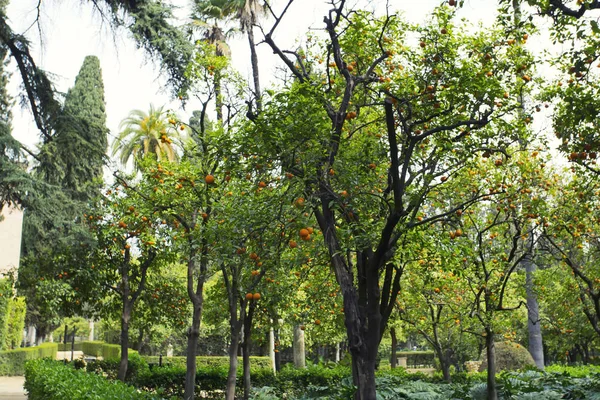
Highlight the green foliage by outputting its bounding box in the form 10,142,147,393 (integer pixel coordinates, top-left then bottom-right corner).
57,342,82,351
24,358,158,400
0,342,57,376
0,278,10,349
143,355,271,369
87,351,147,383
81,341,121,359
4,296,26,349
479,342,536,373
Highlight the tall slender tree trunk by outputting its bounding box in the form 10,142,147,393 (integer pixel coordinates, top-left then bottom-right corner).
390,327,397,368
184,301,203,400
246,27,261,111
214,71,223,123
226,326,242,400
118,301,131,381
242,301,256,400
293,325,306,368
485,329,498,400
525,257,544,369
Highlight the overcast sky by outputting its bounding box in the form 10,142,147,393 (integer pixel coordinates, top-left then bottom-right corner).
4,0,503,159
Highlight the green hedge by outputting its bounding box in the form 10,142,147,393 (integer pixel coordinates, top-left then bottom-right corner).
0,279,12,350
57,342,83,351
143,355,272,370
24,358,158,400
397,351,435,367
0,343,58,376
134,363,351,399
81,341,104,357
81,341,120,359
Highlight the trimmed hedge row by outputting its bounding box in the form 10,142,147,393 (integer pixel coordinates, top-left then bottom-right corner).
134,363,351,399
57,342,83,352
144,355,272,370
24,358,158,400
81,341,120,359
0,343,58,376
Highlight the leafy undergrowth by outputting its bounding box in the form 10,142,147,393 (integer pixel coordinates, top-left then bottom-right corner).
251,368,600,400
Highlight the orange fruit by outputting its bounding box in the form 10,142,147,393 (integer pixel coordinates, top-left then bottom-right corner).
205,175,215,184
299,228,310,237
252,293,261,301
245,293,253,300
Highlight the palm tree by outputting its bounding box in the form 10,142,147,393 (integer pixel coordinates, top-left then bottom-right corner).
193,0,265,114
111,105,181,169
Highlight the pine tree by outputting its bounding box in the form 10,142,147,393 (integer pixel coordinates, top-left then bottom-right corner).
0,0,30,212
37,55,108,200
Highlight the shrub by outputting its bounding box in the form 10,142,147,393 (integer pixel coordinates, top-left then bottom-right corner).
57,342,83,351
24,358,158,400
81,341,104,357
478,342,536,372
102,343,121,360
81,341,121,359
0,278,12,350
4,297,26,350
143,355,271,370
86,350,146,383
0,343,58,376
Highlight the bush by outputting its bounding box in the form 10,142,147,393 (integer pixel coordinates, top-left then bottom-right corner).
24,358,158,400
81,341,104,357
478,341,536,372
4,297,26,350
0,278,12,350
81,341,121,359
57,342,83,351
0,343,58,376
102,343,121,359
86,350,146,383
143,355,272,370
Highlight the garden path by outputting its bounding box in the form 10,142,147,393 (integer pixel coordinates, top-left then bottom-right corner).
0,376,26,400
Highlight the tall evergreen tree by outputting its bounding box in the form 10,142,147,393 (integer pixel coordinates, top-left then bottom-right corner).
37,55,108,200
19,55,108,340
0,0,30,213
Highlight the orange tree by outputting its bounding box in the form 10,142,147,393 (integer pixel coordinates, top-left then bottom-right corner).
246,3,537,397
74,178,174,381
542,171,600,339
397,227,481,382
429,149,552,398
535,264,600,363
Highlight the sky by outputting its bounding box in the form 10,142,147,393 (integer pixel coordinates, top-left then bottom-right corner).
4,0,510,161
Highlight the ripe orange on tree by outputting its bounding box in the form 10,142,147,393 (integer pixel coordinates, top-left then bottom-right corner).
205,175,215,184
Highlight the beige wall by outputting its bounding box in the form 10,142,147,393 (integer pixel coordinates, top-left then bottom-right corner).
0,205,24,276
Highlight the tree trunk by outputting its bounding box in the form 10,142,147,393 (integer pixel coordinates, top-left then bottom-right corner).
269,327,276,375
525,257,544,369
433,345,451,383
293,325,306,368
184,302,203,400
225,327,242,400
352,355,377,400
246,27,261,111
117,302,131,382
214,72,223,123
242,301,256,400
390,327,397,368
485,330,497,400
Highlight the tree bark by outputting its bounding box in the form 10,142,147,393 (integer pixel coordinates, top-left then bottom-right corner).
184,301,203,400
525,257,544,369
225,326,242,400
293,325,306,368
117,301,131,381
485,330,497,400
246,27,261,111
390,327,397,368
242,301,256,400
